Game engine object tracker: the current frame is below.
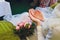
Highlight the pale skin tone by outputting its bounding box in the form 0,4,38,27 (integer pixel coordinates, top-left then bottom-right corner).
29,9,41,26
29,9,44,40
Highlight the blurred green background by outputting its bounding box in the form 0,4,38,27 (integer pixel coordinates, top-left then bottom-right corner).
6,0,33,15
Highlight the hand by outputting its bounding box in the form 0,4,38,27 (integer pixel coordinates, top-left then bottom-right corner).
29,9,41,26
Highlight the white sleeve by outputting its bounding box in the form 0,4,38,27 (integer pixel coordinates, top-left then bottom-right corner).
37,26,44,40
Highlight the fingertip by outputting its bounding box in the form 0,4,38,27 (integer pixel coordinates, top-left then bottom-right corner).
29,8,35,14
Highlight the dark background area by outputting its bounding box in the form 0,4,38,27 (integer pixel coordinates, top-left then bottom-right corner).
5,0,33,15
5,0,60,15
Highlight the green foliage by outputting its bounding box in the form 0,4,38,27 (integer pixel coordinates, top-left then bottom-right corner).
0,21,20,40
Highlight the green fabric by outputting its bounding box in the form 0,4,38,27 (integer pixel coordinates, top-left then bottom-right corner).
10,0,31,15
0,21,20,40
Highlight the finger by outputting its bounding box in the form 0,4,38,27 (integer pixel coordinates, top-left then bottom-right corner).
29,9,35,15
29,9,36,20
29,9,40,21
35,10,44,21
29,12,40,22
16,26,20,30
30,14,42,25
29,9,44,21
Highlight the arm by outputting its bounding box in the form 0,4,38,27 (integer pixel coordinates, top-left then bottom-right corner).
29,9,44,40
37,25,44,40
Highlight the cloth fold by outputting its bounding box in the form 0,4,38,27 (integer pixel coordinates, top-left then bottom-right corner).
3,12,32,26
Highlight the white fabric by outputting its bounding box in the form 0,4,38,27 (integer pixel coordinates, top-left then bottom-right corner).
0,0,5,2
0,1,12,17
37,26,44,40
4,12,32,26
35,7,54,40
42,18,60,36
36,4,60,40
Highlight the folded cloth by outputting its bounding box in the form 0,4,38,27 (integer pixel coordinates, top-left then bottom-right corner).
3,12,32,26
0,1,12,17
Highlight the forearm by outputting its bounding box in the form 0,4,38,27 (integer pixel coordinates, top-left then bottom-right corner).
37,25,44,40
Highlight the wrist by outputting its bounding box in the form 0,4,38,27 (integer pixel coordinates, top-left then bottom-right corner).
37,21,41,26
37,25,42,31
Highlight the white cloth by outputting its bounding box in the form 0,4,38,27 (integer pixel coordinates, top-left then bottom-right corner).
0,0,5,2
0,1,12,17
35,7,54,40
3,12,32,26
37,26,45,40
35,5,60,40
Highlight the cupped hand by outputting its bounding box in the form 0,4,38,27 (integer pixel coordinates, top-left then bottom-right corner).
29,9,41,26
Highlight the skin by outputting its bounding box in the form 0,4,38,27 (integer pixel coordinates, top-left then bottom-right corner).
29,9,45,40
29,9,41,26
